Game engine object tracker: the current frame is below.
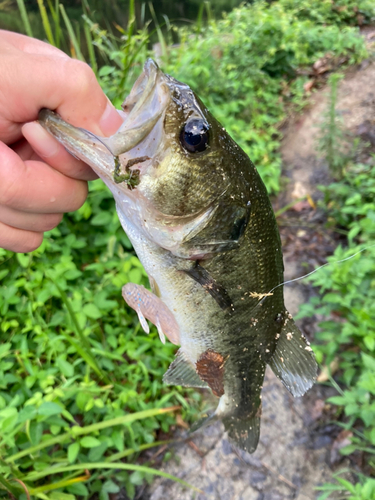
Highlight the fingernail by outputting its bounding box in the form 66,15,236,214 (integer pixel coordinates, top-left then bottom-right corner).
99,100,123,136
22,122,60,158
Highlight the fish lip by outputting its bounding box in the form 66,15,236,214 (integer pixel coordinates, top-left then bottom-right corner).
38,108,116,184
121,59,160,114
38,59,170,183
97,59,169,158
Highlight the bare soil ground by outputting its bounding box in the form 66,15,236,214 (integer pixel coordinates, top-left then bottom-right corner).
140,49,375,500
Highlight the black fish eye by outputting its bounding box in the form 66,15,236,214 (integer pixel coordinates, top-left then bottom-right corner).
180,118,209,153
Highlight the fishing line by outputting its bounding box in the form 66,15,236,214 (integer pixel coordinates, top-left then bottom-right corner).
270,243,375,293
250,242,375,314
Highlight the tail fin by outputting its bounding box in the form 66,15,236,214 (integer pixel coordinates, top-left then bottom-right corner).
269,311,317,397
190,411,260,454
222,414,261,454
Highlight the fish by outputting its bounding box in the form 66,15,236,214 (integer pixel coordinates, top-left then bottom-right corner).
38,59,317,454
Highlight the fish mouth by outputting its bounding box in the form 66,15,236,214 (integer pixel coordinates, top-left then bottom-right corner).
38,59,169,184
99,59,169,157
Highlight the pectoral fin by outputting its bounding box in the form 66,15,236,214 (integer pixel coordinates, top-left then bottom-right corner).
182,263,233,312
122,283,180,345
268,312,317,397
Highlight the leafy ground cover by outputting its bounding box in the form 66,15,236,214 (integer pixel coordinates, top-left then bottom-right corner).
0,182,201,499
301,170,375,498
162,0,369,193
298,77,375,499
0,0,372,498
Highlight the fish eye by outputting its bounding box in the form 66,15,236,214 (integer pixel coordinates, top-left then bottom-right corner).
180,119,209,153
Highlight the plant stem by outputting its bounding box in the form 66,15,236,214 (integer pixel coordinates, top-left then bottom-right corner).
106,438,175,462
24,462,202,493
0,474,20,496
16,0,33,37
6,406,180,463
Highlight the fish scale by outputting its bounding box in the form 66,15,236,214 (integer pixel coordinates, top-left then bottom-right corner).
38,59,317,454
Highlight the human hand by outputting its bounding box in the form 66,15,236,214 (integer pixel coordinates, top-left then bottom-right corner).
0,30,122,253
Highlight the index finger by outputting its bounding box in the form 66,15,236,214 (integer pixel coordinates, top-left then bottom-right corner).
0,30,69,57
0,32,123,144
0,141,88,213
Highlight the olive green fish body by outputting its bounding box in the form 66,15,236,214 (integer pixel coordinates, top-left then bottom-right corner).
38,60,317,454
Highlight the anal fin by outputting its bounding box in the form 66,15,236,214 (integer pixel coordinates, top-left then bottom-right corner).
269,311,317,397
163,349,209,388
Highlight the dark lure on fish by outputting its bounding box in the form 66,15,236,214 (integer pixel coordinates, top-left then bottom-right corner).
38,60,317,453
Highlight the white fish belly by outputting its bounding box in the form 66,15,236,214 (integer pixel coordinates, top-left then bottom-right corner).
116,204,216,364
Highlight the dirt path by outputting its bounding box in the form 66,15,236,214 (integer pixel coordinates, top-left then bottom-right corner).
280,53,375,321
143,56,375,500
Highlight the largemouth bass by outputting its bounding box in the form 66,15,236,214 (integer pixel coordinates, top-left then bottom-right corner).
38,59,317,453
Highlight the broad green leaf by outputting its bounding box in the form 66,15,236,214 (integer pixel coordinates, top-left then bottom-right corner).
50,492,76,500
327,396,346,406
16,253,30,268
340,444,357,455
50,425,61,436
0,407,18,432
0,343,11,357
0,269,9,280
364,335,375,351
362,353,375,371
101,479,120,493
76,392,91,411
130,470,145,485
68,442,80,463
65,269,83,280
38,402,63,417
82,304,102,319
98,65,115,77
29,421,43,445
56,357,74,378
88,441,108,461
67,483,89,496
80,436,101,448
112,430,124,453
91,212,112,226
18,406,38,423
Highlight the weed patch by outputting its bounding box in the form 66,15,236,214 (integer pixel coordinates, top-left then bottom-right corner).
298,79,375,498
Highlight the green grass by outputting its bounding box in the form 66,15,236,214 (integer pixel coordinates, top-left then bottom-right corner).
0,181,201,499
